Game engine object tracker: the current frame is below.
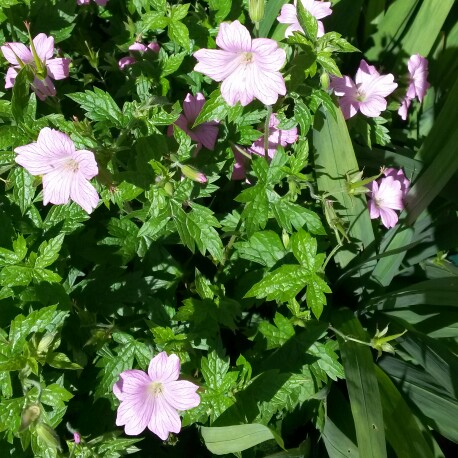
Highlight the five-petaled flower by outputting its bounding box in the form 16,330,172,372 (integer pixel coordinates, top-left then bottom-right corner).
366,168,409,229
14,127,99,214
278,0,332,38
330,59,398,119
113,352,200,440
248,113,298,159
167,93,219,152
194,20,286,106
1,33,71,101
398,54,430,120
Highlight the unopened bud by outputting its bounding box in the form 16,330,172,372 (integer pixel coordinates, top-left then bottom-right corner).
180,165,207,184
249,0,265,24
20,404,41,431
35,423,61,450
282,231,290,249
164,181,174,196
73,432,81,444
37,333,56,355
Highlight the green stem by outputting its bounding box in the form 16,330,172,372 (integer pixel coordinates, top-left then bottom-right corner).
264,105,272,159
329,326,372,347
321,243,342,271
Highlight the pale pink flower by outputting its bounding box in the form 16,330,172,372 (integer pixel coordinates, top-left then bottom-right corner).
77,0,108,5
278,0,332,38
383,167,410,199
248,113,297,158
167,93,219,152
73,432,81,444
398,54,430,120
118,41,160,69
14,127,99,214
194,20,286,106
113,352,200,440
367,175,404,228
1,33,70,101
330,60,398,119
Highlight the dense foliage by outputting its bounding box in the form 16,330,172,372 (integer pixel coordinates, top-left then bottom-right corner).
0,0,457,457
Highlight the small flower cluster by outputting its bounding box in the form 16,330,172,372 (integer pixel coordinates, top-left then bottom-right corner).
367,168,410,228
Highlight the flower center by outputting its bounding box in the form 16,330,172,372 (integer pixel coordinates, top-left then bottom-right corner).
241,52,254,63
148,381,164,397
63,158,80,173
374,197,383,207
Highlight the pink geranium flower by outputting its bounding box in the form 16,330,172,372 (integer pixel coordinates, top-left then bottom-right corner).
113,352,200,440
383,167,410,199
1,33,71,101
231,146,249,181
330,60,398,119
118,41,160,69
14,127,99,214
167,93,219,152
398,54,430,120
278,0,332,38
248,113,297,158
367,174,406,229
194,20,286,106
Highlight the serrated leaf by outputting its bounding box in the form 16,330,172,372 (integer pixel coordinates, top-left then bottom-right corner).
234,231,287,267
291,229,317,269
9,167,35,215
296,0,318,40
161,51,186,77
168,20,190,49
170,3,189,21
258,313,295,349
67,88,126,128
194,89,236,126
35,234,65,269
317,53,342,77
46,353,81,370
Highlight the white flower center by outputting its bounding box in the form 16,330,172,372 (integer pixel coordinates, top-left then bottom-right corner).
374,197,383,207
355,86,366,102
148,381,164,397
63,158,80,173
241,52,254,63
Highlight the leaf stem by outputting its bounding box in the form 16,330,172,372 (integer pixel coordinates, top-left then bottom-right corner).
329,326,372,347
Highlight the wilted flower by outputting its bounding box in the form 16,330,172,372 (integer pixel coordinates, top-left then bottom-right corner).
167,93,219,152
277,0,332,38
118,41,160,69
398,54,430,120
14,127,99,214
77,0,108,5
1,33,71,100
194,20,286,106
330,60,398,119
367,172,407,229
113,352,200,440
248,113,297,158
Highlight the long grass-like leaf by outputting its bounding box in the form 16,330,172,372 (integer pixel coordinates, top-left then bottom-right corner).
334,310,387,458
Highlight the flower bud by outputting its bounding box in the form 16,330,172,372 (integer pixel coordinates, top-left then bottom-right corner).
73,432,81,444
180,165,207,184
37,332,56,355
249,0,265,24
320,72,330,90
20,404,41,431
35,423,62,451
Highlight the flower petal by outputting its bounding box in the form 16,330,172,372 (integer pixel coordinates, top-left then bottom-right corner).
33,33,54,62
148,352,180,383
163,380,200,411
1,42,33,65
70,173,99,214
14,142,58,175
252,38,286,72
193,124,219,150
216,21,251,53
37,127,75,159
5,66,18,89
42,168,73,206
379,207,399,228
32,76,56,101
183,93,206,124
46,58,71,80
194,49,242,82
117,395,153,436
73,149,98,180
147,395,181,440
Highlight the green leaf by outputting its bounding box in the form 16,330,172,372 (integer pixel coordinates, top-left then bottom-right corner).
11,66,33,124
168,20,190,49
46,352,82,370
194,89,235,126
170,3,189,21
207,0,232,22
317,53,342,77
9,167,35,215
141,11,168,31
245,264,308,302
375,366,436,458
258,312,295,349
201,424,282,455
313,105,375,268
0,266,33,287
234,231,287,268
67,88,126,128
293,97,312,138
334,310,387,458
322,416,360,458
259,0,288,38
239,186,269,237
35,234,65,269
291,229,318,270
296,0,318,40
161,51,186,77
